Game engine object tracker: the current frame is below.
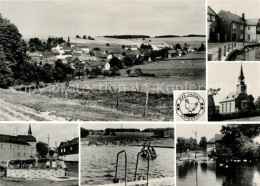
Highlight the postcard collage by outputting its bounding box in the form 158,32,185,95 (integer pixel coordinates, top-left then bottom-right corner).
0,0,260,185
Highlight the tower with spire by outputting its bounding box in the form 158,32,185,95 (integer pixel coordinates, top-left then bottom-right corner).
28,124,32,136
67,35,71,47
236,63,247,94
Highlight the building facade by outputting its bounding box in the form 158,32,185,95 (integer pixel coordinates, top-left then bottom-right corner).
0,135,31,162
217,10,245,42
208,6,219,42
58,138,79,162
245,19,260,42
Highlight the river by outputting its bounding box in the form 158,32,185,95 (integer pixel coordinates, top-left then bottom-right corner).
81,146,175,185
177,161,260,186
231,46,260,61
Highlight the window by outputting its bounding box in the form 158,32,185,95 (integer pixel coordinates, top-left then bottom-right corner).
211,16,215,22
64,148,66,153
240,34,244,39
248,27,250,30
24,153,26,157
24,146,27,150
257,27,260,31
233,23,237,29
1,144,5,149
248,35,250,40
18,153,21,157
10,145,13,149
18,145,20,149
207,14,210,21
70,147,73,151
240,25,244,30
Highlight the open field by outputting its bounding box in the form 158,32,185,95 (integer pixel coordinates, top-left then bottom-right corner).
0,87,173,121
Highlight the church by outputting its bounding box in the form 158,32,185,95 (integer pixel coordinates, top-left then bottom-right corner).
219,64,253,114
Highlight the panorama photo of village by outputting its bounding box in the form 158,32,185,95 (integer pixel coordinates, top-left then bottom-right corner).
0,0,206,121
208,0,260,61
0,123,79,186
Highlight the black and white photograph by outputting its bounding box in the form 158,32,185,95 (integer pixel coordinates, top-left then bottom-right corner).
176,124,260,186
80,123,174,185
208,0,260,61
208,62,260,121
0,123,79,186
0,0,205,121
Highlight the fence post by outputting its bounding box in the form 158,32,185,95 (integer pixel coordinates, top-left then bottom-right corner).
224,45,226,56
143,92,149,118
232,43,234,50
228,43,230,52
218,47,222,61
234,42,236,48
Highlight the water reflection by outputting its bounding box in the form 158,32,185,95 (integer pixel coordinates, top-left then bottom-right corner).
177,161,260,186
81,146,174,185
232,47,260,61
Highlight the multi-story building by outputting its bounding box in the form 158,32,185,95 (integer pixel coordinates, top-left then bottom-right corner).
208,6,218,42
245,19,260,42
217,10,245,42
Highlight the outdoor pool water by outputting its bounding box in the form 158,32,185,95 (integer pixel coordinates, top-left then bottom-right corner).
81,146,175,185
232,46,260,61
177,161,260,186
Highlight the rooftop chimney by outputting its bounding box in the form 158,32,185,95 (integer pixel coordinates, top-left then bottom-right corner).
242,13,245,20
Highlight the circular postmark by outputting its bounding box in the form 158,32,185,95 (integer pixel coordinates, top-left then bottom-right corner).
176,92,205,121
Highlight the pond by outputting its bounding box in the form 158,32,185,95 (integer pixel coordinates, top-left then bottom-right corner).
231,46,260,61
177,161,260,186
81,146,175,185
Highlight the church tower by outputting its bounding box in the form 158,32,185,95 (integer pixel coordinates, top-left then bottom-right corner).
28,124,32,136
236,63,247,93
67,35,71,47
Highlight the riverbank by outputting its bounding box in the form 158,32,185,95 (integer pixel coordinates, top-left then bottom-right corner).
208,42,260,61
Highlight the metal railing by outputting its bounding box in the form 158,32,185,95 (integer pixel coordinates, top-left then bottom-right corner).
113,150,127,186
134,150,150,185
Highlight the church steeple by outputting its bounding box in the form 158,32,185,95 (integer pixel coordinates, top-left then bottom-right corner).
236,63,247,93
28,124,32,136
67,35,71,47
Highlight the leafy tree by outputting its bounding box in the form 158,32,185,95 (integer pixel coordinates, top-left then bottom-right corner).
123,56,134,67
140,44,152,50
255,96,260,109
106,43,110,46
81,128,90,138
0,46,14,88
109,57,123,69
90,67,102,76
199,136,207,150
28,38,44,52
83,35,87,39
76,35,80,38
36,141,48,158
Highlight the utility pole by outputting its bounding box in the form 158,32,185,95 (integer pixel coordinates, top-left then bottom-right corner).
193,131,197,159
47,135,50,154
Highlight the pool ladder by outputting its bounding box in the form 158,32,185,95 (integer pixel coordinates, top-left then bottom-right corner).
113,150,150,186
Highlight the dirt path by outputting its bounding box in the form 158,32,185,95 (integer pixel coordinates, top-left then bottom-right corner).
0,98,67,121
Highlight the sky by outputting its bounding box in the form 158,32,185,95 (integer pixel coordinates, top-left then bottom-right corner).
209,0,260,18
176,124,223,141
0,0,205,39
208,62,260,106
177,124,260,143
81,123,174,131
0,123,78,148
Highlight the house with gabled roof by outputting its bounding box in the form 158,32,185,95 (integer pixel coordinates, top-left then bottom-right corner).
245,18,260,42
217,10,245,42
58,138,79,162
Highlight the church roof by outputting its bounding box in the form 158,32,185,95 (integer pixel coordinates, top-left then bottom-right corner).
239,64,245,79
0,134,31,145
220,92,240,103
17,135,37,142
